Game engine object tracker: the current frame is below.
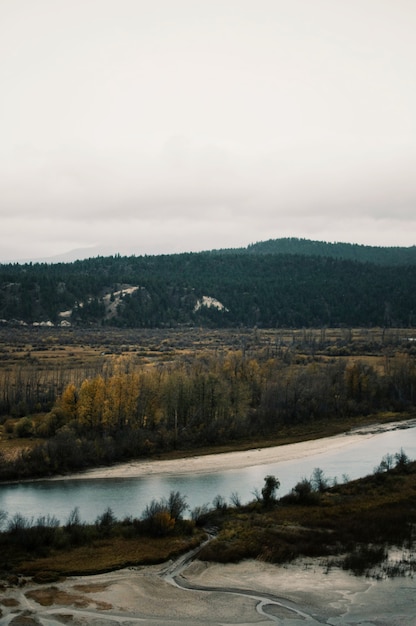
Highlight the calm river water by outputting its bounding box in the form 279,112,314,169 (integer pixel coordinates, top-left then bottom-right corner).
1,423,416,524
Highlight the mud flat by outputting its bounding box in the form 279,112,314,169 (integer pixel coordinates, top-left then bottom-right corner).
1,556,415,625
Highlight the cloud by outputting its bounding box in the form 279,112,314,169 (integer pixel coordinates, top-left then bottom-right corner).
2,137,415,223
3,205,416,265
1,0,415,261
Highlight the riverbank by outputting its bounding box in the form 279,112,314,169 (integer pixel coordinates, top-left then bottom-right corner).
2,411,414,485
57,417,416,481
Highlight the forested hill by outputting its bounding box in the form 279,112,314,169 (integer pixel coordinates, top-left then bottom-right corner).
1,239,416,328
221,238,416,265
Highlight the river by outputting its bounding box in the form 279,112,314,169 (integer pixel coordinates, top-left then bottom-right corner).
1,420,415,524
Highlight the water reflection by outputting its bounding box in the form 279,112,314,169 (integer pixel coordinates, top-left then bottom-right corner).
0,426,415,523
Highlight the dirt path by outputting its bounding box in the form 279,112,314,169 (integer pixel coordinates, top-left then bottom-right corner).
159,539,317,624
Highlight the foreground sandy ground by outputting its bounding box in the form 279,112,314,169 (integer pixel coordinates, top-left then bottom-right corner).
1,555,415,625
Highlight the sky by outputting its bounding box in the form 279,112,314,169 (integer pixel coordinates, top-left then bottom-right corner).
1,0,416,263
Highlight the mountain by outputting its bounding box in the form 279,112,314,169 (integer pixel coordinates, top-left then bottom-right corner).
0,239,415,328
4,245,119,265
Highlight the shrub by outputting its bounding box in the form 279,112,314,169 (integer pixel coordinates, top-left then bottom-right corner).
141,499,176,536
151,510,175,536
395,448,410,472
64,507,89,545
284,478,321,505
166,491,188,520
95,507,117,536
261,475,280,507
14,417,33,438
0,509,7,530
343,545,387,576
8,512,32,534
3,419,14,434
191,504,212,526
310,467,330,492
212,494,227,512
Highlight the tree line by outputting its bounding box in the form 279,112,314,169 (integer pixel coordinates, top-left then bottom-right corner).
245,237,416,265
2,348,416,480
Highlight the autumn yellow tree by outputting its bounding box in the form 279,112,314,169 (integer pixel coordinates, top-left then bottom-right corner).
104,372,140,431
77,376,106,431
57,383,78,421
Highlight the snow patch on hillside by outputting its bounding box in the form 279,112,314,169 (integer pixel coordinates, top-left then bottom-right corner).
57,285,141,322
102,285,140,319
194,296,229,313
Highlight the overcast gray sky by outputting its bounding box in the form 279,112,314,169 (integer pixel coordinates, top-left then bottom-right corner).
1,0,415,262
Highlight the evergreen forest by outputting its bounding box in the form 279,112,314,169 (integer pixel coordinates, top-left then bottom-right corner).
1,238,416,328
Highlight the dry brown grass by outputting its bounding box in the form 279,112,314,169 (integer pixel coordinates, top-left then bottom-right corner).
17,533,205,578
199,462,416,572
0,326,410,371
0,433,41,461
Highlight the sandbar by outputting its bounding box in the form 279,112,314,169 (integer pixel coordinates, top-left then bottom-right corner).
57,419,416,481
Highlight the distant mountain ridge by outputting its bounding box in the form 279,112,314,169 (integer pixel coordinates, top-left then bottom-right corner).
217,238,416,266
0,238,415,328
6,237,416,266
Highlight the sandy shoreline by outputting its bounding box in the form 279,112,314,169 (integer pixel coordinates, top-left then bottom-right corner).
56,418,416,481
